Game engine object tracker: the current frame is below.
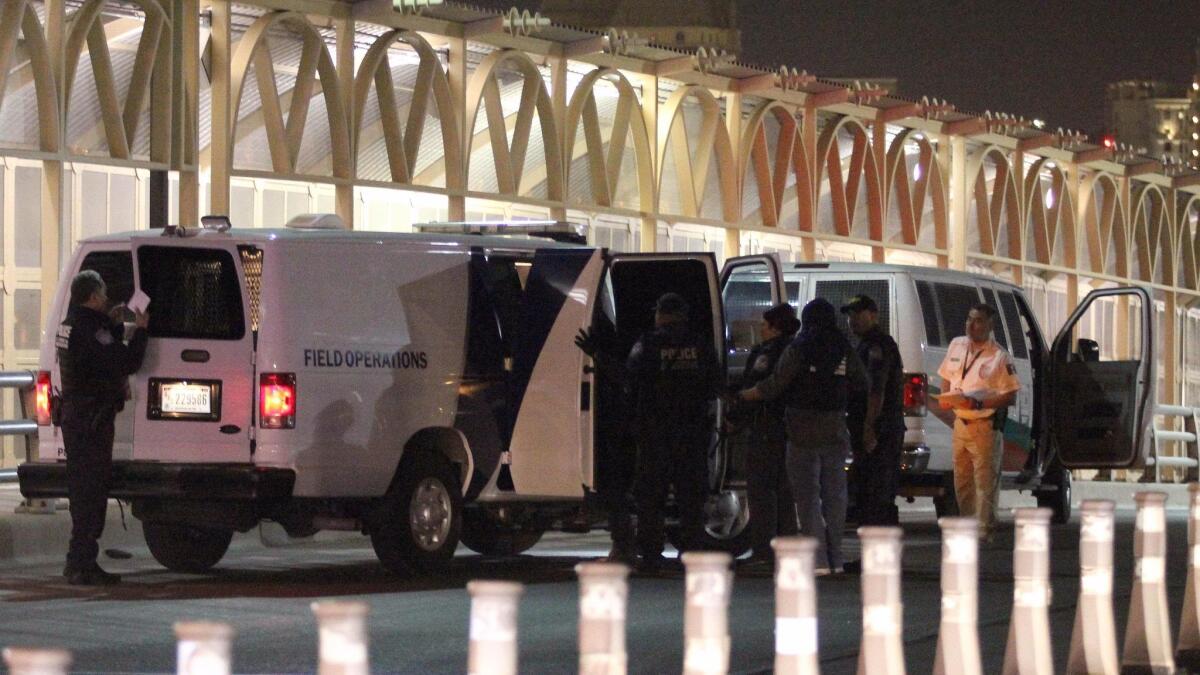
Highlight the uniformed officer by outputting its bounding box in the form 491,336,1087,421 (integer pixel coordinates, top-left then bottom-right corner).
841,295,905,528
732,302,800,567
626,292,721,572
740,298,867,574
57,270,149,585
936,302,1020,541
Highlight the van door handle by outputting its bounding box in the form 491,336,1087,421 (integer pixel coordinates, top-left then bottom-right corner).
182,349,210,363
219,425,240,434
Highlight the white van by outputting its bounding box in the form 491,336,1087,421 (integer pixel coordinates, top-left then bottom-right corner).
19,222,1155,573
722,259,1158,523
20,217,795,573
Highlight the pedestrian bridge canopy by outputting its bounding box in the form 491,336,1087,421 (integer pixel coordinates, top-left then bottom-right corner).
0,0,1199,467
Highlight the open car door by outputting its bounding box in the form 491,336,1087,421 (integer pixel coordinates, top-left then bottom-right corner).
1046,286,1156,469
720,254,787,375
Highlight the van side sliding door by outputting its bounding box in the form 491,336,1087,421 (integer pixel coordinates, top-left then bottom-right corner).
129,238,255,463
1047,286,1156,468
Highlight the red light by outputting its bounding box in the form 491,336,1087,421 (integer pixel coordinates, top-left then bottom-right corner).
35,371,52,426
903,373,927,416
1101,135,1116,149
259,373,296,429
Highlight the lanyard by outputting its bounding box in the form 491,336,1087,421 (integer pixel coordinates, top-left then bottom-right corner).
961,346,985,381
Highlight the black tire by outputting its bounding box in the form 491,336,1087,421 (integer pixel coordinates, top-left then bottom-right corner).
1037,468,1072,524
933,475,959,518
459,511,544,557
142,522,233,573
370,452,462,575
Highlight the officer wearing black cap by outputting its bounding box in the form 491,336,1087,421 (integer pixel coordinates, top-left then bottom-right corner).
626,292,721,572
731,302,800,567
841,295,905,530
57,270,149,585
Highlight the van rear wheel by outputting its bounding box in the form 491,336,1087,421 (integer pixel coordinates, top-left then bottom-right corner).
143,522,233,573
370,452,462,575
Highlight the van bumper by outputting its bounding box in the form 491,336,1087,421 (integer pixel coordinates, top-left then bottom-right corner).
17,462,295,501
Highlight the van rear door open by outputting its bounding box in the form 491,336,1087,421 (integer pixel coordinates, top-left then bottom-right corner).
1046,286,1155,469
130,238,255,462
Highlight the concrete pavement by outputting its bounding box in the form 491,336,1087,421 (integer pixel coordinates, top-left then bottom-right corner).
0,477,1191,568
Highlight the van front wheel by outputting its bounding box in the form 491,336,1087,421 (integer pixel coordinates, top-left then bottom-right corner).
143,522,233,573
371,452,463,575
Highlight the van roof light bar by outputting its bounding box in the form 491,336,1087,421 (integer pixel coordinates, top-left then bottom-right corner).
285,213,347,230
200,214,233,232
414,220,588,245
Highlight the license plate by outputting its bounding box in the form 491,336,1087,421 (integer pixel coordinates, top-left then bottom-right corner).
160,382,213,415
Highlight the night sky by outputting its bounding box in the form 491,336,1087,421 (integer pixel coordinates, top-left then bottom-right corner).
476,0,1198,136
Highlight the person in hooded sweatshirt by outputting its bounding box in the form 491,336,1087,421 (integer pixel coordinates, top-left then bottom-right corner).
738,298,867,574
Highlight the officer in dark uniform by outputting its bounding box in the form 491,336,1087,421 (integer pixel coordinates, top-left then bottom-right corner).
841,295,905,529
626,292,721,572
57,270,149,585
731,303,800,567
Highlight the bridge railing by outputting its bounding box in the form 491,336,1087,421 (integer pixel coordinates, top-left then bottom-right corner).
0,370,36,484
1148,404,1200,484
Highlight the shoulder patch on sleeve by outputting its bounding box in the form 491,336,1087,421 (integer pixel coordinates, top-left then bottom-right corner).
94,329,114,346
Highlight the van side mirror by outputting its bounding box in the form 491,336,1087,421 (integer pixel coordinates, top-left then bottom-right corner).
1074,338,1100,362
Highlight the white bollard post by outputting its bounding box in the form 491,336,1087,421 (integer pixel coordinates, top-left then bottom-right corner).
681,551,733,675
311,600,370,675
771,536,820,675
1066,500,1119,675
467,580,523,675
2,647,71,675
576,561,629,675
1178,483,1200,671
1002,507,1054,675
175,621,234,675
933,517,982,675
856,526,905,675
1122,491,1175,674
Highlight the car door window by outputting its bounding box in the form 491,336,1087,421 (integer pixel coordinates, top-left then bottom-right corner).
914,279,943,347
980,287,1010,351
997,291,1030,359
933,283,979,345
722,262,775,355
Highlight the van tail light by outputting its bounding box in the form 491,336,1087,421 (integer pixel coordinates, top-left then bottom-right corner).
259,373,296,429
35,370,52,426
903,372,927,417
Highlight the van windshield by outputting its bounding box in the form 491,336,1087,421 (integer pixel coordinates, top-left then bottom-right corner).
137,246,246,340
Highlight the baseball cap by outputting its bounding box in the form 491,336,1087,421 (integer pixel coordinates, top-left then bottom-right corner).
839,295,878,314
653,292,689,316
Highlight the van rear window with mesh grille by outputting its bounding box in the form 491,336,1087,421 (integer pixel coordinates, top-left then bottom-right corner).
137,246,245,340
813,279,890,336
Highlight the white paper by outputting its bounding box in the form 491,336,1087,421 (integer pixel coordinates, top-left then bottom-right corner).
128,289,151,314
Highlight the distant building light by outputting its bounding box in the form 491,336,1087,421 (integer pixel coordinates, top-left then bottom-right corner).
1102,135,1116,149
1194,82,1199,91
1032,119,1046,130
1193,115,1200,123
1044,189,1055,210
913,163,923,181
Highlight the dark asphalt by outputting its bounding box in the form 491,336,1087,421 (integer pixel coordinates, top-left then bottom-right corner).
0,510,1189,674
